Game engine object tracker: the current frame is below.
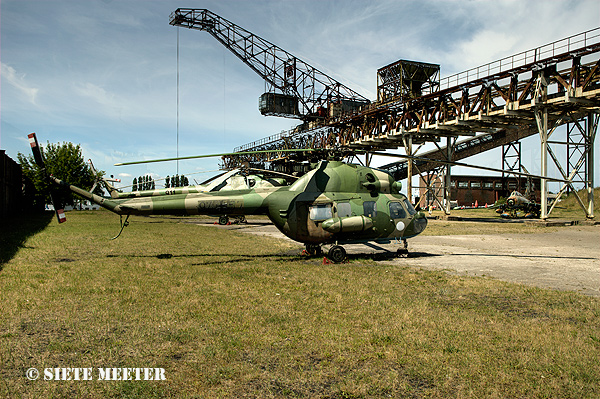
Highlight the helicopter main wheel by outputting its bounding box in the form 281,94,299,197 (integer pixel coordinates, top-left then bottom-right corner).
237,215,247,224
305,244,322,256
218,216,229,225
397,248,409,258
328,245,346,263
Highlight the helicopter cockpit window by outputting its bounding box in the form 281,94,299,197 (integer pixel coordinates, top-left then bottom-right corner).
309,204,333,221
363,201,377,218
337,202,352,217
389,202,406,219
402,198,417,216
247,179,256,188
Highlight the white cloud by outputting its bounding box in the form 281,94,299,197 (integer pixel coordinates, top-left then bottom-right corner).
1,63,39,104
456,30,519,67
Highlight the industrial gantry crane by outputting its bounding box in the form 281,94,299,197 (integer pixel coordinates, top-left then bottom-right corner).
170,8,599,220
170,8,370,122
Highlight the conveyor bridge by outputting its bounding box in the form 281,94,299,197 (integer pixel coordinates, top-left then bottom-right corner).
222,28,600,219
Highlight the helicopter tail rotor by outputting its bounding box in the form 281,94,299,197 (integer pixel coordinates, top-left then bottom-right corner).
28,132,67,223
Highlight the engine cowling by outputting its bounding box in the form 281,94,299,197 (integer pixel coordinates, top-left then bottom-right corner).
322,216,373,234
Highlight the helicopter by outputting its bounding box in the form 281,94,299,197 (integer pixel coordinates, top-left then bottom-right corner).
29,133,428,262
92,165,288,225
495,191,541,219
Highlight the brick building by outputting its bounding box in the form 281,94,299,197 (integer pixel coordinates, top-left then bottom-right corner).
0,150,23,218
417,174,541,208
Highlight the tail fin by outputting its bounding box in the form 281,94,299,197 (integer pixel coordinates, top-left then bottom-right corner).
28,133,66,223
101,179,122,199
88,159,122,199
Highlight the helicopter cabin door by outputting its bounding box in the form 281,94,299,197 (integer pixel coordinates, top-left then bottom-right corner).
295,202,333,243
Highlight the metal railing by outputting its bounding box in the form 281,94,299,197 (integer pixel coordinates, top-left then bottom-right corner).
232,27,600,155
440,27,600,90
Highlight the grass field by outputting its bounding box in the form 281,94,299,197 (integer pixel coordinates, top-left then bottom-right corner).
1,210,599,398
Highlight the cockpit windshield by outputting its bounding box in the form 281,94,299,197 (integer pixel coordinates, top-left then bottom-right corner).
402,198,417,216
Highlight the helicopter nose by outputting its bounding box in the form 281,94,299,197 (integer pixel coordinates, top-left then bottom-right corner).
411,213,428,234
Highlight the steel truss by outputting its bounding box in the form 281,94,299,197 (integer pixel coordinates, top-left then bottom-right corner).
170,8,369,120
502,141,523,193
223,28,600,218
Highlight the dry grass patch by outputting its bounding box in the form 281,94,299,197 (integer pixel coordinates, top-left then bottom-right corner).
1,210,599,398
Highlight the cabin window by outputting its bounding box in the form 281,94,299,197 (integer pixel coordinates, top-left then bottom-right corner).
247,178,256,188
484,182,493,189
495,182,503,189
402,198,417,216
389,202,407,219
471,182,481,188
363,201,377,218
458,181,468,188
309,204,332,221
336,202,352,217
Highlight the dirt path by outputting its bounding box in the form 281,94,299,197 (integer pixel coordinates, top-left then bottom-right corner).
396,229,600,297
200,219,600,297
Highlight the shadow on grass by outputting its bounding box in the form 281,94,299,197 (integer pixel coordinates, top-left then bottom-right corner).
0,211,54,268
105,249,441,266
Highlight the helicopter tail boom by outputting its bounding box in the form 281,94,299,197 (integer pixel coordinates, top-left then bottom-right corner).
49,175,124,214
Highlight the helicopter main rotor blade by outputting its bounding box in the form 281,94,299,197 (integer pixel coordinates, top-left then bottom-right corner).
371,152,572,183
114,148,316,166
246,167,298,180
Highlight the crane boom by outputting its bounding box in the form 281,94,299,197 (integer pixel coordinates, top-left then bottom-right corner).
169,8,369,121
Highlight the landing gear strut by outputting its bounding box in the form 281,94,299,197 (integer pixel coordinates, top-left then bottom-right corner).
396,239,409,258
328,245,346,263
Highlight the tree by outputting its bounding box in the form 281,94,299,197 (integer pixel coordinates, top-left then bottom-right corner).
18,141,103,208
132,177,138,191
165,175,170,189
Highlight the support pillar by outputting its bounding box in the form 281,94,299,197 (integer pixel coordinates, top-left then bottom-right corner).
587,112,597,218
406,135,413,204
444,136,453,215
539,109,549,219
534,71,549,219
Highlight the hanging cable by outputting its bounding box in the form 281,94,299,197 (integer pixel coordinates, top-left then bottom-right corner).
176,27,180,175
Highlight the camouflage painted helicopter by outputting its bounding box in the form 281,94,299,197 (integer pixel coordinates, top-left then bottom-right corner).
93,165,288,225
495,191,541,219
29,133,427,262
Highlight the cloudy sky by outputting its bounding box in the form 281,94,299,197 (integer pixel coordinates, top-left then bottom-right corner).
2,0,599,192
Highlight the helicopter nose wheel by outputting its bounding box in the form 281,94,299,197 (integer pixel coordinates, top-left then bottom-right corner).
396,239,409,258
218,215,229,225
328,245,346,263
